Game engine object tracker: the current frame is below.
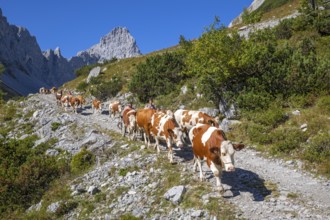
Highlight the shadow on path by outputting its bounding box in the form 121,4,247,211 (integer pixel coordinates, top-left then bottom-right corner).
221,168,271,201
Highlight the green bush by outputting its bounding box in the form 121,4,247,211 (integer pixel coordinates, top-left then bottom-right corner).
253,107,288,128
76,81,88,92
55,201,78,217
237,91,273,111
1,103,17,122
51,122,62,131
0,136,62,217
75,64,98,77
70,148,95,174
270,127,307,154
245,123,272,144
90,76,123,101
129,52,185,102
303,132,330,163
316,95,330,114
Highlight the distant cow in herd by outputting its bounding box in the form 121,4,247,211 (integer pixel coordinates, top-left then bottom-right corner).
92,99,102,114
189,123,245,191
109,101,122,118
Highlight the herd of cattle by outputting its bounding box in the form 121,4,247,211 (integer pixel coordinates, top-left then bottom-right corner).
40,87,245,192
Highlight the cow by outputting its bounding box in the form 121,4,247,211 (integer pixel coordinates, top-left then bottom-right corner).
109,101,122,118
76,95,86,109
50,86,57,94
150,111,185,163
174,109,220,141
55,90,63,106
121,107,137,140
68,96,81,114
60,94,72,111
39,87,46,94
136,108,157,147
189,123,244,192
92,99,102,114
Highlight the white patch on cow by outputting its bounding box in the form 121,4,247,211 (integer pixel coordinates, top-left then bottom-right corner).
201,127,217,147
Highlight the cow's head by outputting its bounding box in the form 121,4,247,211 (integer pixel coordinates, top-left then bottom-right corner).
168,127,185,148
219,140,245,172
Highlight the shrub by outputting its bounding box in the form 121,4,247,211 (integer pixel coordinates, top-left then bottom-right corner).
237,91,273,111
245,123,272,144
70,148,95,174
90,76,123,101
75,64,98,77
129,52,185,103
252,107,288,128
316,96,330,114
55,201,78,217
51,122,62,131
270,127,307,154
0,136,62,217
303,132,330,163
76,81,88,92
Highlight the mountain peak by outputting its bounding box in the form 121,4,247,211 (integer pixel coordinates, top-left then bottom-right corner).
75,26,141,64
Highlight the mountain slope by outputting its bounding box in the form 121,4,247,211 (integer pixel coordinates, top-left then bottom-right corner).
0,9,141,96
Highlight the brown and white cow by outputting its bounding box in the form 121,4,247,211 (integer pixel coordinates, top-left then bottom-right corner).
92,99,102,114
121,107,137,140
68,96,81,114
55,90,63,106
60,94,72,110
109,101,122,118
174,109,220,141
136,108,157,147
174,109,220,131
50,86,57,94
76,95,86,109
189,123,244,191
150,111,185,163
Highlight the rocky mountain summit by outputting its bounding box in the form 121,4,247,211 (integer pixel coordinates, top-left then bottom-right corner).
71,27,141,69
0,8,141,96
7,93,330,219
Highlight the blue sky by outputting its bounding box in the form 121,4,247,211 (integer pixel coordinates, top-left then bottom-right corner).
0,0,253,59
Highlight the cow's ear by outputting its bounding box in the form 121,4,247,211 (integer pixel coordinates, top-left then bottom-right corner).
207,119,214,126
233,143,245,151
209,146,220,154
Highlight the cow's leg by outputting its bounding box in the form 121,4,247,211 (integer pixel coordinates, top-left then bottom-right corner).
210,161,224,192
196,157,205,181
154,137,161,154
193,156,199,172
166,140,174,163
122,124,126,137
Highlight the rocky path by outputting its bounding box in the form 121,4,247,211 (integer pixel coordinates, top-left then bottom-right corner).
33,94,330,219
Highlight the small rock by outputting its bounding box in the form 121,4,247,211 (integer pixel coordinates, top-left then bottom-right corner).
164,185,186,205
87,186,100,195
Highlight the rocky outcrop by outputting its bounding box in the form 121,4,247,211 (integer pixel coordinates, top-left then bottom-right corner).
228,0,266,27
70,27,141,69
0,9,141,96
0,9,75,95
